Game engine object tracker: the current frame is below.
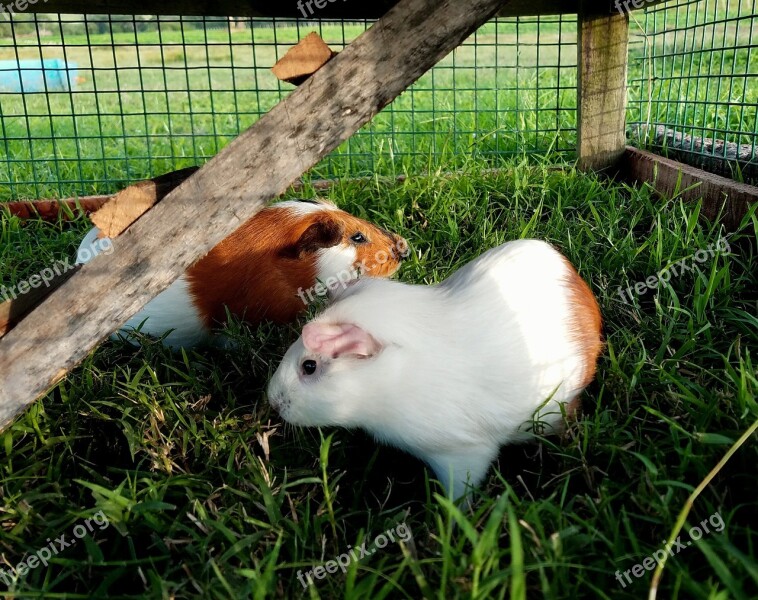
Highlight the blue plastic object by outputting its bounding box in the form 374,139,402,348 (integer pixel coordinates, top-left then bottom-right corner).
0,59,78,93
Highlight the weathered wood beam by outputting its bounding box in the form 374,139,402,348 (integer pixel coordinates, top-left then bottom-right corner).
0,266,81,338
621,147,758,231
24,0,674,18
2,195,111,221
628,123,758,183
577,0,629,171
27,0,567,18
0,0,510,429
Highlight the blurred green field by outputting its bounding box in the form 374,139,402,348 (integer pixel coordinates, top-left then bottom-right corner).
1,7,755,200
1,19,580,199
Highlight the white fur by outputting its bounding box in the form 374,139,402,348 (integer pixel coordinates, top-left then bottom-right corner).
273,199,337,216
267,239,599,499
75,227,209,350
75,227,111,265
316,245,358,283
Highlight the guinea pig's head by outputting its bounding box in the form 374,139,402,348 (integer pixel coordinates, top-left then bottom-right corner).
278,200,408,285
267,320,388,427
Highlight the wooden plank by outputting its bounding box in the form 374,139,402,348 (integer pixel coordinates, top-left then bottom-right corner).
23,0,676,17
0,267,81,338
28,0,573,18
89,166,198,238
577,1,629,171
271,32,337,86
2,196,111,221
622,146,758,231
0,0,510,429
628,123,758,183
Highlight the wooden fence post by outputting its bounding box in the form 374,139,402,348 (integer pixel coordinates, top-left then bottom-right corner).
577,1,629,171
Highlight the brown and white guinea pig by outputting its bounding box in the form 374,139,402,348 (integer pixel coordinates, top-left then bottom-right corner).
267,239,602,499
76,199,408,349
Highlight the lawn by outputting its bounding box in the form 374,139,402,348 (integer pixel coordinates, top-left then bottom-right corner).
1,3,758,599
1,157,757,599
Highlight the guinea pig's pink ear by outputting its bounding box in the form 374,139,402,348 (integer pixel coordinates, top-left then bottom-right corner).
302,322,382,359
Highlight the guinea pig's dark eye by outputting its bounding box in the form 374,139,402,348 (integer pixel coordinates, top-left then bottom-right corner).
350,232,367,244
302,359,318,376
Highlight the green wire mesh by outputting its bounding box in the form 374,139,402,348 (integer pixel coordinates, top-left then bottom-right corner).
628,0,758,183
1,2,755,202
0,14,577,201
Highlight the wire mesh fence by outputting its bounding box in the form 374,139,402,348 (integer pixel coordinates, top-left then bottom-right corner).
0,1,755,201
0,14,578,201
627,0,758,184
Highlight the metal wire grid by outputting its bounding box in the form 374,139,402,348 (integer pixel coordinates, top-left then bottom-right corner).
0,14,577,201
628,0,758,183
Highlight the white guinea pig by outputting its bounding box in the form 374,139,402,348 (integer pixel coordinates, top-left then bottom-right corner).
267,239,603,499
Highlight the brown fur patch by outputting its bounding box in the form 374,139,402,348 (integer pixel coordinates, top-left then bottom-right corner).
560,255,603,416
186,203,405,329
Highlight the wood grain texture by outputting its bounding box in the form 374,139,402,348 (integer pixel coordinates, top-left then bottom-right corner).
271,32,336,86
577,2,629,171
24,0,677,17
0,267,81,338
622,146,758,231
0,0,510,429
90,166,198,237
628,123,758,183
29,0,567,17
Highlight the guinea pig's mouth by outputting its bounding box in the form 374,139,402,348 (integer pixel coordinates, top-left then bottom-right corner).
266,392,290,418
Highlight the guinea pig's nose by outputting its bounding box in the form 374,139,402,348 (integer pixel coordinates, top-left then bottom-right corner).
265,392,279,413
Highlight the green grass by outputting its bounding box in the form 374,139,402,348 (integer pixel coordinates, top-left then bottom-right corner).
1,3,757,596
1,157,757,599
